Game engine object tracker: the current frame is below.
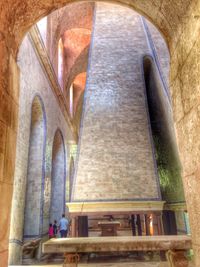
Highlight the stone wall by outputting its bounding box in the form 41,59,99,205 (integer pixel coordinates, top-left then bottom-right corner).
73,3,162,201
170,1,200,264
8,35,73,264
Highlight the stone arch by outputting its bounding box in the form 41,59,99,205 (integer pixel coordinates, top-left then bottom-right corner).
12,0,177,54
63,29,91,95
68,72,87,136
47,2,94,65
50,129,66,223
2,0,200,266
23,95,46,238
65,45,90,96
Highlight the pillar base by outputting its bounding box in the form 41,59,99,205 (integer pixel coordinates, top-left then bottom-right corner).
63,253,80,267
166,250,189,267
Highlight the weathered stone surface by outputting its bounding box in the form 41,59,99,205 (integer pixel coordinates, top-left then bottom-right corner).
7,263,170,267
0,182,13,255
42,235,192,254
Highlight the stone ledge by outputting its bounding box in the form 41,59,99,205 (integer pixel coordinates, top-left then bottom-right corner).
66,201,165,215
43,235,192,254
9,263,168,267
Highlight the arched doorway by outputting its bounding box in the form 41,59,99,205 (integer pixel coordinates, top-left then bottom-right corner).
23,96,46,238
50,129,66,223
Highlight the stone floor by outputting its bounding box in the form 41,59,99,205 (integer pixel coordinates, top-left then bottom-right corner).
11,263,168,267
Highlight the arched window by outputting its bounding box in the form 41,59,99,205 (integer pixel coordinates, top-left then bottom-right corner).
69,84,74,117
58,38,64,89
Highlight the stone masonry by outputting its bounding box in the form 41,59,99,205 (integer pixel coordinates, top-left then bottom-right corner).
73,3,161,201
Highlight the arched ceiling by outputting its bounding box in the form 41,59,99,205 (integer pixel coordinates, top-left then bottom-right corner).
62,28,91,93
0,0,195,57
72,72,87,115
65,45,90,97
48,2,94,63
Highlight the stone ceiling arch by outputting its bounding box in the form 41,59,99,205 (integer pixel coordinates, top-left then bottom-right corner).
51,2,94,43
61,28,91,76
65,44,90,97
47,2,94,63
2,0,192,57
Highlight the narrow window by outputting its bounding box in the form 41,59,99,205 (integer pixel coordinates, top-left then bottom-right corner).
58,38,64,89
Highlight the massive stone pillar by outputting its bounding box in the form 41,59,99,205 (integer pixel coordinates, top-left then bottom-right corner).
0,51,19,266
72,3,161,201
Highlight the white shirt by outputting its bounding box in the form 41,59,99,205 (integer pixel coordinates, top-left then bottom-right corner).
59,217,69,231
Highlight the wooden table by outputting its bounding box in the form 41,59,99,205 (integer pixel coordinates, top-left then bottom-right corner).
98,221,121,236
42,235,192,267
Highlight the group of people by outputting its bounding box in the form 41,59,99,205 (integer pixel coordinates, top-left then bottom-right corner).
48,214,69,239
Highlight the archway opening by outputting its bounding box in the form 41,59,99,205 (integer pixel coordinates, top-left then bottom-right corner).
50,130,66,223
7,1,192,266
23,96,46,239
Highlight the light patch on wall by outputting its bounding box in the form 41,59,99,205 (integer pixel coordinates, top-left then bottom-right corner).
58,38,64,89
37,17,47,46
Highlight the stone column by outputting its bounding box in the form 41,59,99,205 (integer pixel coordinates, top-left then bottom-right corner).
0,51,19,266
77,216,88,237
131,215,136,236
71,217,77,237
136,214,142,236
144,214,150,236
162,210,177,235
155,212,163,235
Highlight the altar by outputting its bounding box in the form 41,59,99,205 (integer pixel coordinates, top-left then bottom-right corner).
66,201,165,237
98,221,121,236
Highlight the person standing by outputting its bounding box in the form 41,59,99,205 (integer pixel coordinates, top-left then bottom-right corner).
59,214,69,238
48,223,54,239
53,220,58,237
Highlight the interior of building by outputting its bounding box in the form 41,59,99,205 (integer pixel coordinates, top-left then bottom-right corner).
1,0,200,267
